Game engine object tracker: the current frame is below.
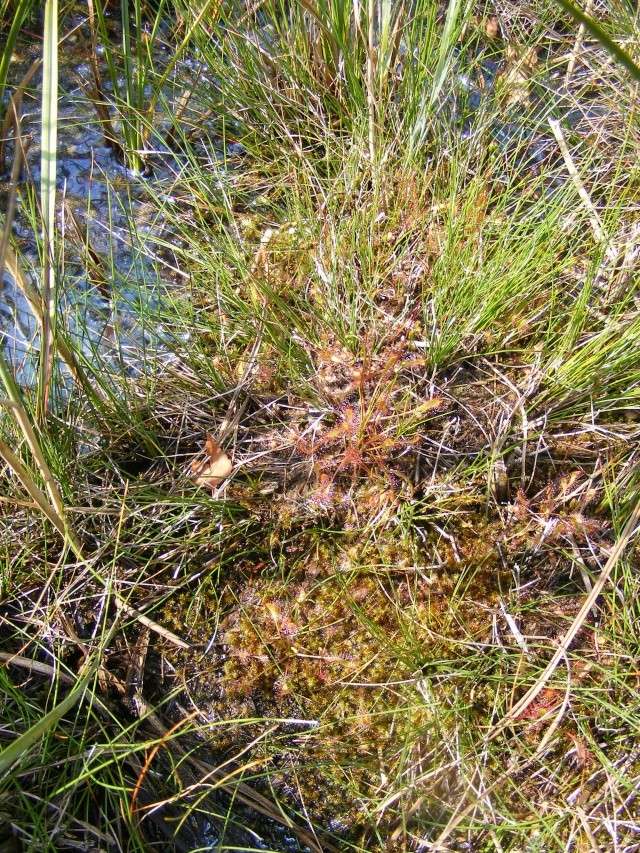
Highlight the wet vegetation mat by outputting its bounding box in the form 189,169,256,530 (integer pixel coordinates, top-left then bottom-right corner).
1,1,640,851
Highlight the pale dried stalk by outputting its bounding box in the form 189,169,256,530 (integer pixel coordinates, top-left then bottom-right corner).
564,0,593,87
39,0,59,418
0,651,74,684
499,496,640,728
549,117,615,261
115,600,190,650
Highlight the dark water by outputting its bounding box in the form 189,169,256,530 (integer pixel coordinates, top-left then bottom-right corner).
1,26,203,387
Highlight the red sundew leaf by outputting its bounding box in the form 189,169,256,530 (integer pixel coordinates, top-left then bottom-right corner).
517,687,563,721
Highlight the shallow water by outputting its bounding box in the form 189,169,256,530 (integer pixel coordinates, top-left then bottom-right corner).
0,25,197,387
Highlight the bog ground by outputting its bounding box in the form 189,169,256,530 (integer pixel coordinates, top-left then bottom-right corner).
1,1,640,851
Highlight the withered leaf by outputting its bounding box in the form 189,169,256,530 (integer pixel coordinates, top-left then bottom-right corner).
191,435,233,489
415,397,445,415
485,15,500,39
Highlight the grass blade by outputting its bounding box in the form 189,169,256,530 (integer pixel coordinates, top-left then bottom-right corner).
430,0,466,107
0,671,92,775
409,0,466,151
553,0,640,83
0,432,67,537
39,0,59,417
0,0,35,105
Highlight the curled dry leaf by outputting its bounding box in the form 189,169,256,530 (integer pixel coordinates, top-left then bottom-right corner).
191,435,233,489
485,15,500,39
490,457,510,504
566,731,593,770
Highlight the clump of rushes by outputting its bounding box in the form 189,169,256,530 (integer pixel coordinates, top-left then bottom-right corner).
3,0,640,851
83,0,215,172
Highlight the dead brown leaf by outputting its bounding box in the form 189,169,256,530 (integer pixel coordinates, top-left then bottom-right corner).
566,731,593,770
485,15,500,39
500,45,539,108
191,435,233,489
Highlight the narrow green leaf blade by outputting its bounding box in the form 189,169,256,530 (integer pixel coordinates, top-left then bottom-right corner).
554,0,640,83
39,0,59,414
0,670,91,776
